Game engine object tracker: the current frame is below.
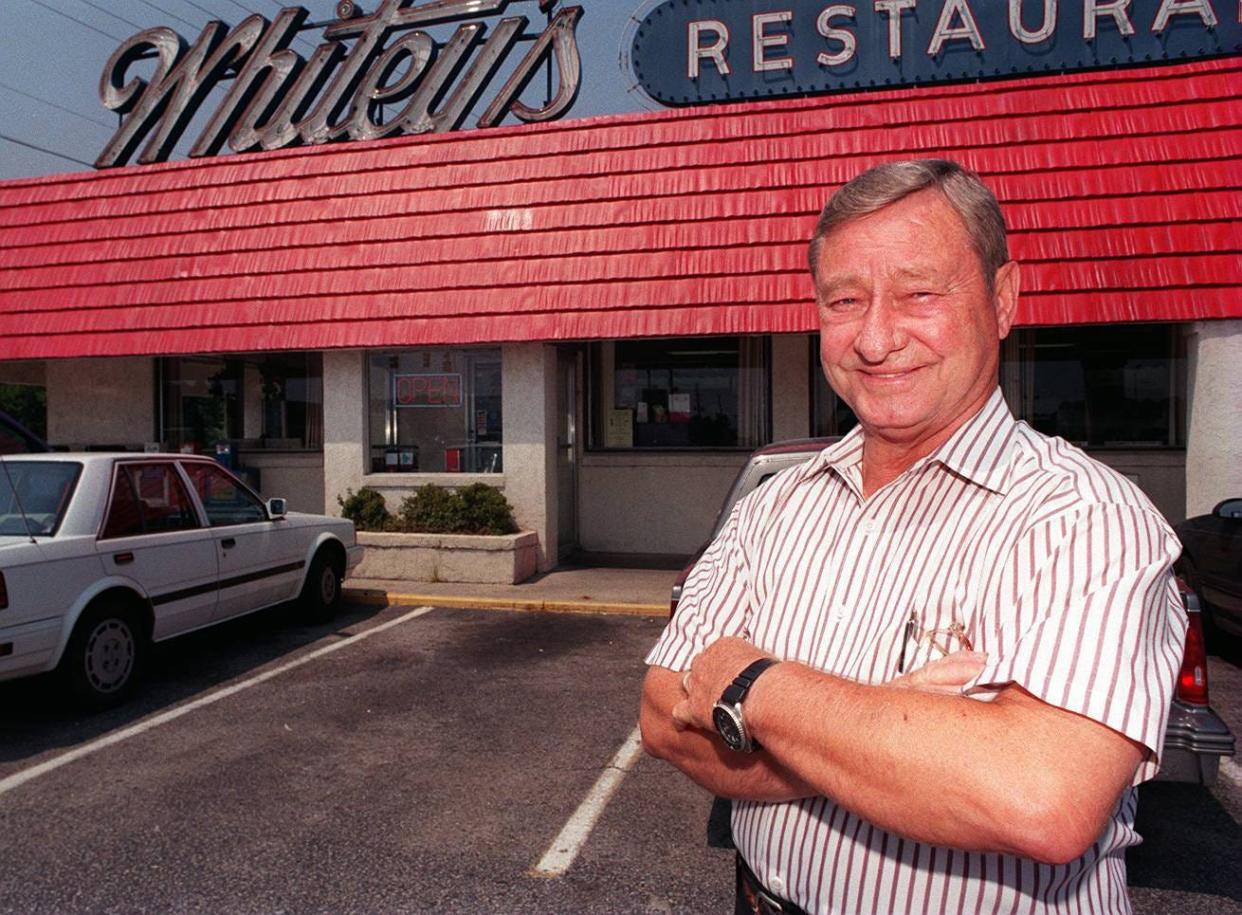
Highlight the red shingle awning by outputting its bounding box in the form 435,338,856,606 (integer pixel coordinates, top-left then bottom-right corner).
0,57,1239,360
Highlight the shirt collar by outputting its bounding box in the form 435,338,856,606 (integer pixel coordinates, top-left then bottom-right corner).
810,388,1018,497
926,388,1018,496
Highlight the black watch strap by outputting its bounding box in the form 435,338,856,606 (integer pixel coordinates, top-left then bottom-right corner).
720,657,779,706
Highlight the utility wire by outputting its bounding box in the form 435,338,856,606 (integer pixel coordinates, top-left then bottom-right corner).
256,0,324,53
0,79,115,130
130,0,199,32
217,0,264,19
253,0,323,54
74,0,145,32
174,0,320,54
0,132,93,168
24,0,125,42
174,0,257,23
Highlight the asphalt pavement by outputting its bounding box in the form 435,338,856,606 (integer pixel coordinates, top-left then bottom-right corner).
0,582,1239,914
0,600,732,914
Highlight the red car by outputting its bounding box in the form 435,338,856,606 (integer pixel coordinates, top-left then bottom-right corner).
1176,498,1242,642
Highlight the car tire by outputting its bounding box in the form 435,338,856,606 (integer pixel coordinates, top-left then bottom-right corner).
58,599,146,711
301,549,343,622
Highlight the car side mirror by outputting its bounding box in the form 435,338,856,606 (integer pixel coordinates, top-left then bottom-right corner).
1213,498,1242,520
267,498,288,520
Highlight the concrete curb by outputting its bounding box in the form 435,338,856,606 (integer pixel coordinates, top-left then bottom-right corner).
343,587,667,618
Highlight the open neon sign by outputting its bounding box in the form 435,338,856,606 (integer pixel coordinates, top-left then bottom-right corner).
394,373,464,408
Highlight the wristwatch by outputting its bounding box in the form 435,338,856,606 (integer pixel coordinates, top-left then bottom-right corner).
712,657,779,752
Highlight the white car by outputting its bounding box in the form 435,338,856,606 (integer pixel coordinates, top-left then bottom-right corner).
0,453,363,709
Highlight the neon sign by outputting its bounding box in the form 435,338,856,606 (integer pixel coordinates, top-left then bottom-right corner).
97,0,583,168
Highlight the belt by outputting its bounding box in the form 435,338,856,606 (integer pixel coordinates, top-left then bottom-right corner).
736,854,811,915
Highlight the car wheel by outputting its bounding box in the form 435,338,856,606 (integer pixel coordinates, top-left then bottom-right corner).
59,600,145,711
301,549,343,621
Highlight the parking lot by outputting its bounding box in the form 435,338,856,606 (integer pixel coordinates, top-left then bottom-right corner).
1,600,1239,914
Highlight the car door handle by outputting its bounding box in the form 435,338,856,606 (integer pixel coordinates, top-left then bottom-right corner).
221,538,236,549
113,552,134,565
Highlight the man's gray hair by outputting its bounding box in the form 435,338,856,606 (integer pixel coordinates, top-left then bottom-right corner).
808,159,1010,292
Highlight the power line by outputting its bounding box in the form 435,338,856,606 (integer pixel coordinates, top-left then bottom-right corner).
227,0,322,54
177,0,252,23
0,79,115,130
249,0,324,53
74,0,145,32
216,0,264,19
23,0,125,43
0,132,94,168
166,0,321,54
129,0,199,32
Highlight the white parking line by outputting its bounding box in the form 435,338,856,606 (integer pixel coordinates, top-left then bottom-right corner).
532,724,645,878
0,605,435,800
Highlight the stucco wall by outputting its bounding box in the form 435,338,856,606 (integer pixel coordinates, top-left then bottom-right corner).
45,357,154,449
499,343,558,571
771,335,811,441
578,452,747,556
1088,450,1187,526
322,349,369,515
1186,319,1242,518
0,361,45,386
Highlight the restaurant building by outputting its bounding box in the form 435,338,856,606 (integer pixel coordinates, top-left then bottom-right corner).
0,1,1238,571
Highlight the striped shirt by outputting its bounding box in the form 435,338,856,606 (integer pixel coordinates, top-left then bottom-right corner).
647,389,1186,915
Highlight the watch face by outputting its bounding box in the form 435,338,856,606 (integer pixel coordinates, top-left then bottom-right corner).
713,704,746,751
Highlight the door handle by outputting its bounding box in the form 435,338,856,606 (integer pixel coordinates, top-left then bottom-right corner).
221,538,236,549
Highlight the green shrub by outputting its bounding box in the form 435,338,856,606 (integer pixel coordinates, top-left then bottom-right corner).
399,484,462,533
396,483,517,535
337,487,390,531
455,482,518,535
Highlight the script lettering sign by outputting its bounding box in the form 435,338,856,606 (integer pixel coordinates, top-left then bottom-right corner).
97,0,583,168
628,0,1240,106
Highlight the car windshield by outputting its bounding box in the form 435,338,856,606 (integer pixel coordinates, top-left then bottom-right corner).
0,461,81,536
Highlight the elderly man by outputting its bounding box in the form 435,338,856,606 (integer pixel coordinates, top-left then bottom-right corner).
640,160,1186,915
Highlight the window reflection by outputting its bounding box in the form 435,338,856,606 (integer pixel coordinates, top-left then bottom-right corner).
590,337,769,450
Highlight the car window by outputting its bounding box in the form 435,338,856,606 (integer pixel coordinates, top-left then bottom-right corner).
1215,498,1242,519
182,462,267,527
0,460,80,536
0,427,28,454
0,411,47,454
102,463,200,539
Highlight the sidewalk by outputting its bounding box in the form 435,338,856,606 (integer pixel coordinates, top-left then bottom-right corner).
343,565,677,617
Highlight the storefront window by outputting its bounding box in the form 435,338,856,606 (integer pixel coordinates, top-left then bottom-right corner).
1002,324,1184,449
367,348,503,473
589,337,769,450
159,353,323,452
0,383,47,442
810,324,1184,449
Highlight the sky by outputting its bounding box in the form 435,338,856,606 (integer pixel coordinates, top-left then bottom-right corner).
0,0,655,182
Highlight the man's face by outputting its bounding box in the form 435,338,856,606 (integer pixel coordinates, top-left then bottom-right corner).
814,189,1018,447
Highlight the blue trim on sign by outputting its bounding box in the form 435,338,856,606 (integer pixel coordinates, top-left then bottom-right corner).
630,0,1242,106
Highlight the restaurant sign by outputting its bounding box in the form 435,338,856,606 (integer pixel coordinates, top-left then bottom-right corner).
97,0,582,168
628,0,1240,106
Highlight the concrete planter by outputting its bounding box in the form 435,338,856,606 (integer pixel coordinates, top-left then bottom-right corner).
353,530,539,584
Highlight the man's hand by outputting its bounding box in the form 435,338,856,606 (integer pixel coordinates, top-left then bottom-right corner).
890,650,988,694
672,636,769,731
